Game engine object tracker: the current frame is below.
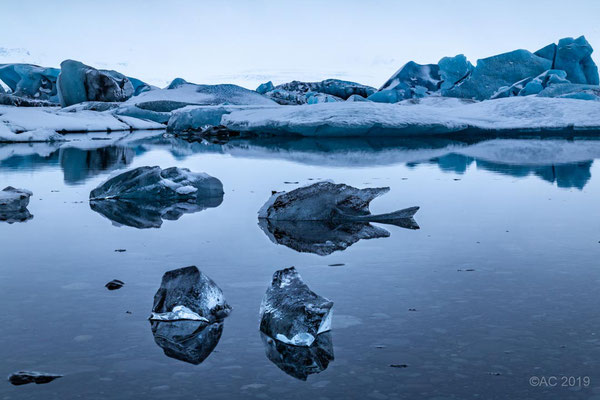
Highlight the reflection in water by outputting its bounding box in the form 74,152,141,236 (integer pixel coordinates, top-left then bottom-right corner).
0,208,33,223
150,320,224,365
261,332,334,381
476,160,592,190
1,134,599,189
60,147,134,184
259,219,418,256
90,195,224,229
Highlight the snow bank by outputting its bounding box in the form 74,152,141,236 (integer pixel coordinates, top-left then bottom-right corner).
220,97,600,136
0,105,164,142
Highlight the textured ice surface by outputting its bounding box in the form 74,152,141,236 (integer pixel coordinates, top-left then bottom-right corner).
89,166,223,201
372,36,599,102
221,97,600,137
261,331,334,380
259,79,375,105
0,64,60,102
258,181,419,224
0,186,32,212
0,104,163,142
150,305,209,322
8,371,62,386
373,61,441,101
551,36,599,85
57,60,134,107
438,54,474,91
151,320,223,364
259,267,333,346
151,266,231,323
0,125,65,143
167,105,277,133
444,50,552,100
125,80,276,109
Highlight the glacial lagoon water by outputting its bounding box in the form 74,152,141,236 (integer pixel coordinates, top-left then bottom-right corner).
1,131,600,400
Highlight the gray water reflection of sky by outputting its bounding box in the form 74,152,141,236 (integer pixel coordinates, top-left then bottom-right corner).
1,134,600,399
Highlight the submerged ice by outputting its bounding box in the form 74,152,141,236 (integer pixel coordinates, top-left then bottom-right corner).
260,267,333,347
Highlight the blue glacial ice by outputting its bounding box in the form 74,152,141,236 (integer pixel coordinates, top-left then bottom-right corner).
117,79,277,123
257,79,376,104
258,181,419,224
0,64,60,103
89,166,224,201
150,266,232,323
260,267,333,346
371,61,441,102
371,36,599,102
57,60,134,107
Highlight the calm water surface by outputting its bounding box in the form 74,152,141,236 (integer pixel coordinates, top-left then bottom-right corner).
1,132,600,400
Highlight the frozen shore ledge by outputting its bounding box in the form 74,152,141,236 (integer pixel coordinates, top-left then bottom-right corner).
171,96,600,137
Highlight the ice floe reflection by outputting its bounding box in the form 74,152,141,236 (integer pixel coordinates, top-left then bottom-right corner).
1,133,600,190
150,320,224,365
260,331,334,381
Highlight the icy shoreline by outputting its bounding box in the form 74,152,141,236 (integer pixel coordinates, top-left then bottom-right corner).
217,97,600,137
0,105,164,143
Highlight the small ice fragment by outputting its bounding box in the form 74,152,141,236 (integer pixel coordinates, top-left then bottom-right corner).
259,267,333,347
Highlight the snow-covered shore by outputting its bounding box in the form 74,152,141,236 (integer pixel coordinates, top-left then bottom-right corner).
217,97,600,137
0,105,163,143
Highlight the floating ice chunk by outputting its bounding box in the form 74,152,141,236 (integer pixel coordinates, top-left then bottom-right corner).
57,60,134,107
261,331,334,380
0,186,32,212
258,181,419,226
0,186,33,223
89,166,224,201
151,320,223,364
8,371,62,386
0,64,60,102
151,266,231,323
150,305,209,322
259,267,333,347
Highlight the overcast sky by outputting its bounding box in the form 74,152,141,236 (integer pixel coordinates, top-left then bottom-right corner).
1,0,599,89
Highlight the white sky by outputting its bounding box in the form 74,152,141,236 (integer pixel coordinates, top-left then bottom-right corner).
1,0,599,89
